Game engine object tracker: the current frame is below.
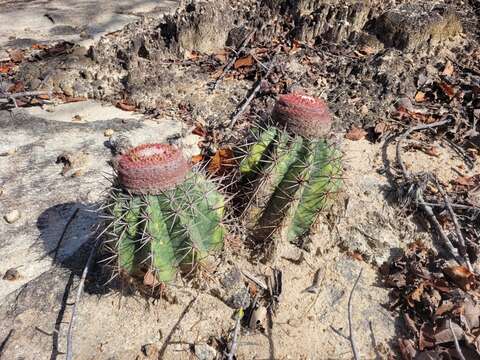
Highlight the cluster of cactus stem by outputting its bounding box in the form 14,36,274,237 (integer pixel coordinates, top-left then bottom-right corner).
100,92,340,292
238,93,342,248
102,144,225,287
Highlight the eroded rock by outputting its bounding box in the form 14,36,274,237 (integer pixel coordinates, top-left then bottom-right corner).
374,3,462,51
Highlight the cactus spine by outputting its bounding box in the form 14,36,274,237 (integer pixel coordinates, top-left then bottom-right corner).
103,144,225,286
239,93,342,247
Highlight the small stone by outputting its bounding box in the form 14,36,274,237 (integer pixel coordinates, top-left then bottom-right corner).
3,268,20,281
4,209,21,223
142,344,159,358
194,343,217,360
104,128,114,137
72,115,83,122
42,104,55,112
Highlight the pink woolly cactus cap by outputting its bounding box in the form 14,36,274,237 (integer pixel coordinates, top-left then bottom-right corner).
115,144,190,194
272,93,332,138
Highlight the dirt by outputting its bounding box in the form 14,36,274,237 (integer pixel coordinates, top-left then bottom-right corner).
1,0,479,359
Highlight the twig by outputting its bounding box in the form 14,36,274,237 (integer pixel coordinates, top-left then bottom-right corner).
434,179,473,272
228,47,280,128
210,27,259,91
227,298,246,360
348,269,363,360
396,118,462,265
242,269,268,290
449,319,466,360
396,118,451,179
65,235,101,360
49,208,80,263
423,202,480,211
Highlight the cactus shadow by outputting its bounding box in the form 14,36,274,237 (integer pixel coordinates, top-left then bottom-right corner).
36,201,110,295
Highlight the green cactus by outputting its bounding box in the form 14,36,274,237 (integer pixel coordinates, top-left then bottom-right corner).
102,144,225,286
240,128,342,246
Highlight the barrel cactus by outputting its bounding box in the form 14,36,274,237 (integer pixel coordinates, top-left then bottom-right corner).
238,93,342,250
101,143,225,288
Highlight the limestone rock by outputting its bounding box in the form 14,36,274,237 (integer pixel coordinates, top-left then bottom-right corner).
374,3,462,51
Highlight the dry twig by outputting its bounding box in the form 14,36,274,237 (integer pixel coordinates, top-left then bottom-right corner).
228,47,280,128
434,178,473,272
209,27,259,91
348,269,363,360
449,320,466,360
396,118,463,265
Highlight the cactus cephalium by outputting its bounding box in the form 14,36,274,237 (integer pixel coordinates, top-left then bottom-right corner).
239,93,342,247
102,143,225,286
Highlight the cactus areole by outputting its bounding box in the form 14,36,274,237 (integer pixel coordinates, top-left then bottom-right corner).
272,94,332,138
114,144,190,195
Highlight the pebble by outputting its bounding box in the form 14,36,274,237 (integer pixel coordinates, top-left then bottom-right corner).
4,209,21,223
104,128,114,137
3,268,20,281
194,344,217,360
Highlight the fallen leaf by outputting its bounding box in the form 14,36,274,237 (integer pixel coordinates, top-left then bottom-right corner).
7,81,25,93
0,62,14,74
444,266,476,291
453,175,475,187
192,125,207,137
415,91,426,102
38,94,50,100
434,321,464,344
439,82,455,98
345,126,367,141
143,269,160,287
398,338,417,360
442,60,454,77
31,44,48,50
359,45,376,55
116,101,136,112
374,122,387,135
423,146,440,157
234,55,254,69
191,154,203,164
289,40,302,55
208,148,235,174
213,49,229,63
9,50,24,63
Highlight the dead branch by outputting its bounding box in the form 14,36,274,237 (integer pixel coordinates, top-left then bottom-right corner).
348,268,363,360
227,296,247,360
66,235,101,360
396,118,463,265
0,90,52,108
228,47,280,128
434,178,473,272
449,320,466,360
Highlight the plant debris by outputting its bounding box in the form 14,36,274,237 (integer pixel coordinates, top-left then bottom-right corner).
382,241,480,359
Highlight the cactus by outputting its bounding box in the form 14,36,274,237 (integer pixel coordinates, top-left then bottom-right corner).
102,143,225,286
239,93,342,248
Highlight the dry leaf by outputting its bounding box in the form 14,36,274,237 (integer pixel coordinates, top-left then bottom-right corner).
415,91,426,102
359,45,376,55
423,146,440,157
9,50,24,63
442,60,454,77
454,175,475,187
444,266,475,291
345,126,367,141
185,50,200,61
116,100,136,111
208,148,234,174
0,62,14,74
234,55,254,69
31,44,48,50
191,154,203,164
8,81,25,93
192,125,207,137
143,270,160,288
439,82,455,98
